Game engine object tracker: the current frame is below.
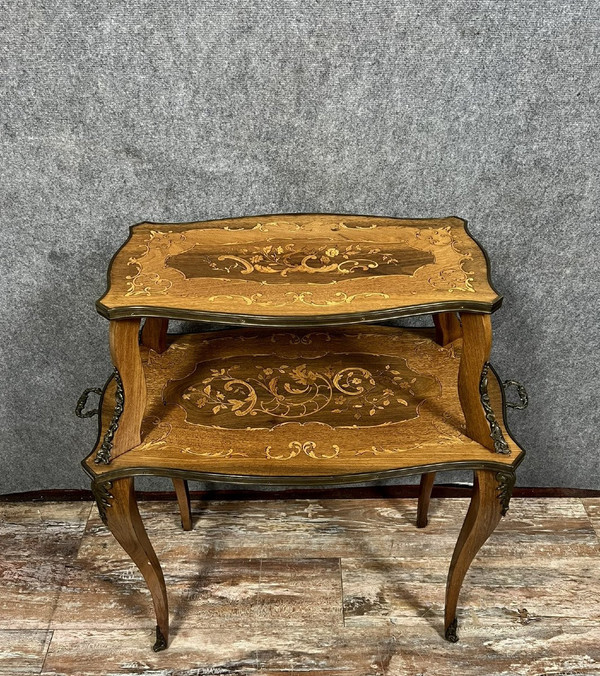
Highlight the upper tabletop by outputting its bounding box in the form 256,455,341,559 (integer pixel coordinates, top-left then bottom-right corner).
97,214,502,326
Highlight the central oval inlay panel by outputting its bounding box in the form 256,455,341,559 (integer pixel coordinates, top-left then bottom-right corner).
165,239,435,284
163,353,440,430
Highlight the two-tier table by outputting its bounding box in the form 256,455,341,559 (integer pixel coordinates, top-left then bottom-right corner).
79,214,526,651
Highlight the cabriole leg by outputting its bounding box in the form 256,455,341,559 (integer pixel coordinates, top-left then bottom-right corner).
444,469,513,642
457,313,494,451
173,478,192,531
141,317,169,354
96,319,147,463
92,477,169,651
416,472,436,528
433,312,462,346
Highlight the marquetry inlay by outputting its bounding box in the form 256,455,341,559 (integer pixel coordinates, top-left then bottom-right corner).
97,215,501,321
88,327,522,477
81,204,530,654
165,240,435,283
163,353,440,430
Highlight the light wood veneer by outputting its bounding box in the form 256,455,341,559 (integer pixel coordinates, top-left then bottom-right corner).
97,214,502,325
82,213,525,651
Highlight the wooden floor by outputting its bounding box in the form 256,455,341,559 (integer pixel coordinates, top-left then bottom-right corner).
1,497,599,675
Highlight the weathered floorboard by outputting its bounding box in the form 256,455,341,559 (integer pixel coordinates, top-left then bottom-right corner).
0,498,598,675
343,554,600,625
77,497,599,561
582,498,600,541
52,549,342,631
41,626,389,676
0,629,52,675
0,503,91,629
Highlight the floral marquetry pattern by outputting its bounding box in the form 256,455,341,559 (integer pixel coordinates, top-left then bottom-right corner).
88,327,522,473
84,206,526,655
166,241,434,283
206,291,391,308
265,441,342,460
98,215,502,320
125,329,481,463
163,354,440,430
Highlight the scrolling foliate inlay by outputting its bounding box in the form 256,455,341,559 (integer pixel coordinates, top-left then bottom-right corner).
163,353,440,430
207,291,391,308
263,440,417,460
266,441,341,460
118,328,514,465
119,220,479,309
167,241,435,283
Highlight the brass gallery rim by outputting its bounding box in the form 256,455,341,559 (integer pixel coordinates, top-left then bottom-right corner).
97,214,503,322
83,456,525,488
83,347,526,486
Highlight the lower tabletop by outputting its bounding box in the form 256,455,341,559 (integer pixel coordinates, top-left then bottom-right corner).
83,325,523,483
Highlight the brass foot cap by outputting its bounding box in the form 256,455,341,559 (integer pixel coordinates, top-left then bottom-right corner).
153,626,168,652
445,619,459,643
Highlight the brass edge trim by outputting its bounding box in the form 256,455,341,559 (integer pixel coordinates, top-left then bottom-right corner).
456,216,504,309
96,298,503,326
81,343,526,485
94,367,124,465
121,213,477,231
82,455,524,487
95,213,503,326
87,371,112,464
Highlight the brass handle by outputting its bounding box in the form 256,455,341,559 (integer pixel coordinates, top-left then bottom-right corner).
503,380,528,410
75,387,102,418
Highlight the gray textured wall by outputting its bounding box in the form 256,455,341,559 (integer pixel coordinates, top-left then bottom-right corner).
1,1,598,493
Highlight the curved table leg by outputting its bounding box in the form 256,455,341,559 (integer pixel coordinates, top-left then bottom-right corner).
97,319,146,463
457,313,494,451
141,318,169,354
140,319,192,530
444,468,513,642
416,472,436,528
173,478,192,531
92,477,169,651
433,312,462,346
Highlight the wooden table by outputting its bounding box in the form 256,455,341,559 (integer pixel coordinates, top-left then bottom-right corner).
80,214,526,651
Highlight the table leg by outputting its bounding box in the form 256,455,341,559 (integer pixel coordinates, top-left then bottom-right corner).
173,478,192,531
141,318,169,354
416,472,436,528
433,312,462,346
444,468,513,642
140,318,191,523
99,319,146,462
92,477,169,651
457,313,494,451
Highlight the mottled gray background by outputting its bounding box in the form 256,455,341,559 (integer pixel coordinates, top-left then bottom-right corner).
1,1,598,494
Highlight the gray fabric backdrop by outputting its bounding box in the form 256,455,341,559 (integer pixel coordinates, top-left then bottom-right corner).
1,1,598,493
